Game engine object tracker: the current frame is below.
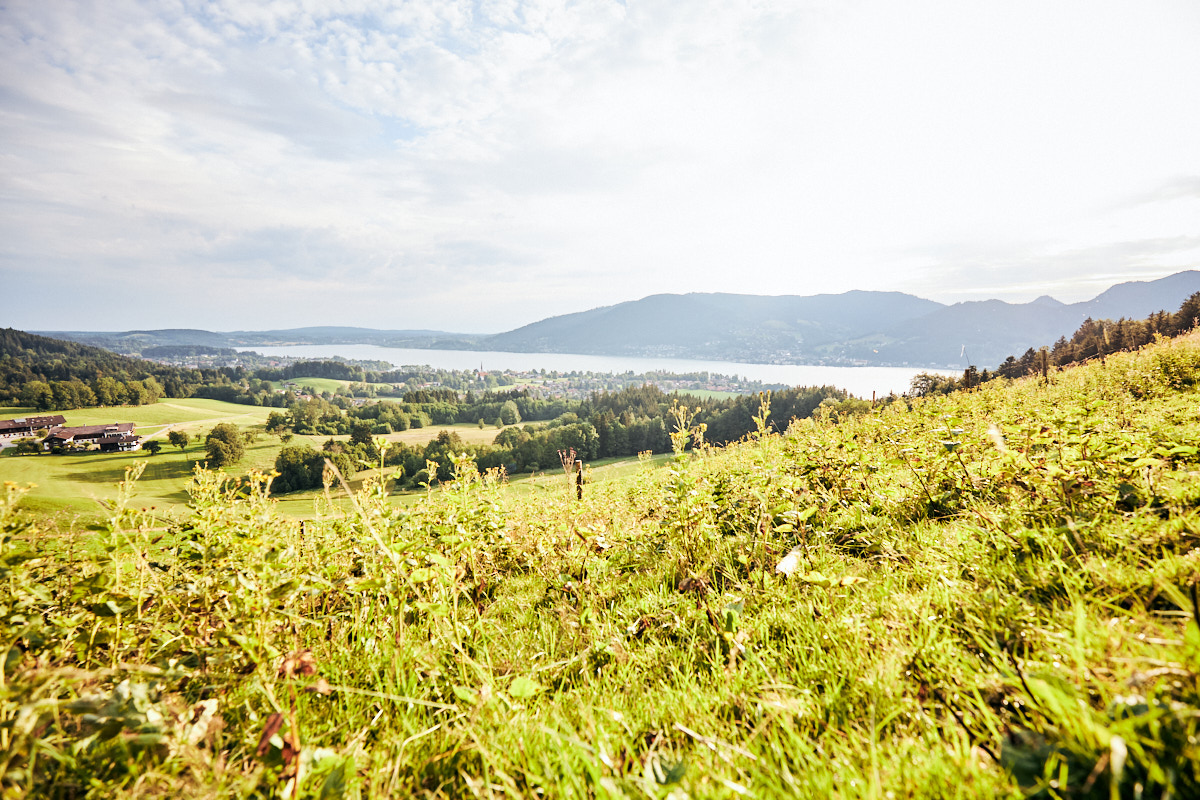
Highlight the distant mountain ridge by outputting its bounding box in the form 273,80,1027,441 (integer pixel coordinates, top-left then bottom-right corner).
36,271,1200,369
840,270,1200,367
38,327,476,351
480,290,943,361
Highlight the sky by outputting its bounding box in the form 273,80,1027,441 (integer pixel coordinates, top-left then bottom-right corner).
3,0,1200,334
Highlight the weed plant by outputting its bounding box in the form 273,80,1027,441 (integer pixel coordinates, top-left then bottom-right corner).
4,334,1200,797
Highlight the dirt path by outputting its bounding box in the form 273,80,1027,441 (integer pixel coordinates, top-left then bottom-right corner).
139,412,263,439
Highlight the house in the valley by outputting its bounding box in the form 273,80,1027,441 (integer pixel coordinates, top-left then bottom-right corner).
0,415,67,439
43,423,141,452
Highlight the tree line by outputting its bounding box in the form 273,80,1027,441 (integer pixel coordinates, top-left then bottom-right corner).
267,383,849,493
0,330,503,409
909,292,1200,396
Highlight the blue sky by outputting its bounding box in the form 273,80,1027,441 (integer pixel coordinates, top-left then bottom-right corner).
3,0,1199,333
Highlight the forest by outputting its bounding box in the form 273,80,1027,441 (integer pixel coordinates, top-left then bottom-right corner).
265,383,855,493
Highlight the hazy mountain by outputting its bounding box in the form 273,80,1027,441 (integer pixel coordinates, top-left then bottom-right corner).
34,329,234,349
35,271,1200,369
482,291,944,361
839,271,1200,367
38,327,476,354
1079,270,1200,321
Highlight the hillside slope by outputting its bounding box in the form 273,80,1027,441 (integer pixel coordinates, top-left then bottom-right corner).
7,332,1200,796
0,327,197,404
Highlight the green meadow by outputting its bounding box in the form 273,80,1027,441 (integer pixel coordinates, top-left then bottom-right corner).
5,334,1200,797
1,400,551,524
672,388,744,401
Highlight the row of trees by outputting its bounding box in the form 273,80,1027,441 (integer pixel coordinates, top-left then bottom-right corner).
18,376,167,411
911,292,1200,396
265,383,849,493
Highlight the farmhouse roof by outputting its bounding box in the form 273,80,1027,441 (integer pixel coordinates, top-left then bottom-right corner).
0,415,66,433
96,434,140,444
44,423,136,441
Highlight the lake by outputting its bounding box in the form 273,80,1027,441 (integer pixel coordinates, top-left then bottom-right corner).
237,344,953,398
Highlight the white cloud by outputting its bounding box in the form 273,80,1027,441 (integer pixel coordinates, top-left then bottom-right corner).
2,0,1199,332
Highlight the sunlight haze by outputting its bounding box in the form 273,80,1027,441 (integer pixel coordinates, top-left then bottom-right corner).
3,0,1199,332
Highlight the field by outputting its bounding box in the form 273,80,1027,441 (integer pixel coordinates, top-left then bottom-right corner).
5,333,1200,797
271,378,398,394
379,422,528,448
0,400,533,524
670,388,745,401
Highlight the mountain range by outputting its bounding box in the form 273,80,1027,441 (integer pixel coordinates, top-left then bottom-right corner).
36,270,1200,369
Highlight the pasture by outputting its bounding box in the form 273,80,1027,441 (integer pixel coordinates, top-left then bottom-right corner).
1,399,589,523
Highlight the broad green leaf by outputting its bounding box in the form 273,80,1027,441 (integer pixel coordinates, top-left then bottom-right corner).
647,755,688,785
320,756,354,800
269,579,299,600
723,599,744,632
452,685,478,705
90,597,135,617
508,676,544,699
408,567,437,584
351,578,388,591
798,571,832,588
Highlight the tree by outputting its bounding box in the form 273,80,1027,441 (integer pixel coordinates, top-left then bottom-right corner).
125,380,151,406
997,356,1021,379
143,440,162,455
266,411,290,435
500,400,521,425
1174,291,1200,333
167,430,190,457
348,420,378,462
272,445,355,494
205,423,245,468
93,376,124,406
20,380,53,411
273,445,319,494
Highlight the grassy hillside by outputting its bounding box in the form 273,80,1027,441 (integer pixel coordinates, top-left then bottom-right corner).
5,333,1200,797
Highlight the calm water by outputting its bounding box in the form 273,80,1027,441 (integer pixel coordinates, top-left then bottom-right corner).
237,344,951,398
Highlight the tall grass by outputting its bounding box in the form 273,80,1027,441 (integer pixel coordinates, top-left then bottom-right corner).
4,334,1200,797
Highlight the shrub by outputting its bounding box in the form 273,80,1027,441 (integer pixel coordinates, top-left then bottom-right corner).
204,422,245,468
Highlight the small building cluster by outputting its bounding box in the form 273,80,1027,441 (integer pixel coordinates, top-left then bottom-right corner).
45,423,141,452
1,416,141,452
0,415,66,438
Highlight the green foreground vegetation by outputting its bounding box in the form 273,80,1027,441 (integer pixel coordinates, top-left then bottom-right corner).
5,333,1200,797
